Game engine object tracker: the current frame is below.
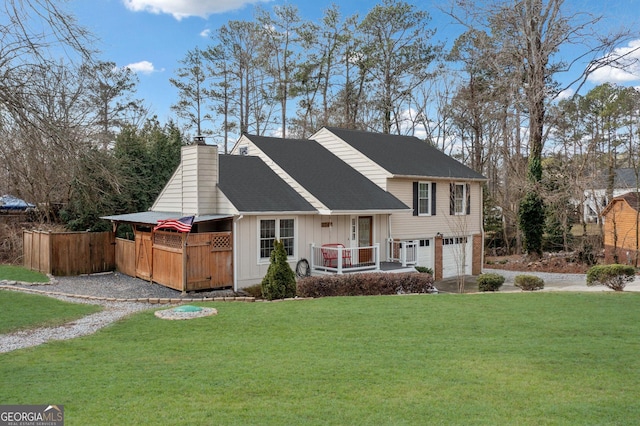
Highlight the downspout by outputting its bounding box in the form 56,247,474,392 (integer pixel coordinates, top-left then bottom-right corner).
233,215,244,292
387,214,392,262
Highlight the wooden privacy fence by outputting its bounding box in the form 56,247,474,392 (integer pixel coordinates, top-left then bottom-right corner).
23,230,115,276
116,230,233,292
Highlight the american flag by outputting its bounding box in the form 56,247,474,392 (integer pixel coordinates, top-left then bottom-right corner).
154,215,194,233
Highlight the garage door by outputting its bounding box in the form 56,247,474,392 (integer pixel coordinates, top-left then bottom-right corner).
442,236,472,278
416,239,434,269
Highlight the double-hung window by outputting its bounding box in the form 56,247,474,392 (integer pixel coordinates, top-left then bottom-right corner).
413,182,435,216
418,182,430,215
259,218,295,260
450,183,470,215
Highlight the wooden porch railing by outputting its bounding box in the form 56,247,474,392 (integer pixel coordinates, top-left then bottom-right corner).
310,243,379,274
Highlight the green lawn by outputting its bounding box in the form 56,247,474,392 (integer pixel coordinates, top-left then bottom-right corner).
1,293,639,425
0,290,101,334
0,264,49,283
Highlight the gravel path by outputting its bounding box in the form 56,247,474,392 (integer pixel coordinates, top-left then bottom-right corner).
0,272,245,353
0,296,152,353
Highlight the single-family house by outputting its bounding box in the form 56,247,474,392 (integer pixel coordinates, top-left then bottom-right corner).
601,191,640,265
104,127,487,291
309,127,487,279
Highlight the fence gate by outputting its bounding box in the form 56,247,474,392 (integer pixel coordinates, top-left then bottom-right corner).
135,232,153,280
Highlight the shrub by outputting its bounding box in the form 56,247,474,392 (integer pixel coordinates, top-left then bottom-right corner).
261,240,297,300
514,274,544,291
586,264,636,292
242,284,263,299
477,273,505,292
415,266,433,275
296,272,437,298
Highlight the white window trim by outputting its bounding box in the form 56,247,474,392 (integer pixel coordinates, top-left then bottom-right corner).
258,217,297,263
418,181,432,216
453,183,467,216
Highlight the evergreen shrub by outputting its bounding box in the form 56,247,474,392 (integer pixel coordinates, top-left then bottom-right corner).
477,273,505,292
586,264,636,292
415,266,433,275
261,240,297,300
514,274,544,291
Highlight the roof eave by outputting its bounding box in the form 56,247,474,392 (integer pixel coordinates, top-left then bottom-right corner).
318,208,412,215
235,210,318,216
391,174,488,181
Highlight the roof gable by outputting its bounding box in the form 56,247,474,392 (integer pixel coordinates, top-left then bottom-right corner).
246,134,409,212
323,127,486,180
218,154,316,213
603,191,640,216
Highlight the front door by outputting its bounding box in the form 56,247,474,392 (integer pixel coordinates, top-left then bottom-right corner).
358,216,373,264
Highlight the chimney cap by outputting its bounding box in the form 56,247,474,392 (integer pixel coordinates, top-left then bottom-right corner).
193,135,206,145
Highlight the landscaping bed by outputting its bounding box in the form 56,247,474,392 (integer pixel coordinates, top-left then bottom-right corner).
485,253,591,274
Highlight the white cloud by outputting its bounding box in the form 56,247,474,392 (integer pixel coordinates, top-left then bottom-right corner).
122,0,270,20
587,39,640,84
200,28,211,38
124,60,157,74
555,88,574,101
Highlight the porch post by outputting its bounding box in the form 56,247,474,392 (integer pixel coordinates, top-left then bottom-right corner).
337,245,343,274
400,241,407,267
182,232,188,295
309,243,316,271
375,243,380,270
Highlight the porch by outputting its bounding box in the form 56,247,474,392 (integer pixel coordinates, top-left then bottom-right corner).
309,240,418,274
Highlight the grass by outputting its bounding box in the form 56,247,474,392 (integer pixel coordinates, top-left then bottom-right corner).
1,293,640,424
0,264,49,283
0,290,101,334
570,222,600,236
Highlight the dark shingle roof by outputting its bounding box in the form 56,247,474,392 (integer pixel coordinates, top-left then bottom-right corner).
247,135,409,212
324,127,486,180
614,192,640,211
614,169,640,188
218,155,316,213
589,168,640,190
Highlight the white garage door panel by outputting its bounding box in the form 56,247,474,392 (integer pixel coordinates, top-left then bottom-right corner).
442,237,472,277
417,239,433,269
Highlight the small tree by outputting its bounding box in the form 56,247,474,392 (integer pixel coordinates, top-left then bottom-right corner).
261,240,297,300
586,264,636,292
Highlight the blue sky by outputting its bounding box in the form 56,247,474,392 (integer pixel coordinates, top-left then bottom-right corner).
68,0,640,125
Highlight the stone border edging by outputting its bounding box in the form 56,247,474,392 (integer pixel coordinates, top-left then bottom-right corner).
0,282,256,304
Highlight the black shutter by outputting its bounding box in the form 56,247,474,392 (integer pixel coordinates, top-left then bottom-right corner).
449,183,454,215
431,182,436,215
466,183,471,215
413,182,418,216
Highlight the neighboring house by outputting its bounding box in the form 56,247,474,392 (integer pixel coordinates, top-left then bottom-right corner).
601,192,640,265
104,127,487,290
584,168,640,223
